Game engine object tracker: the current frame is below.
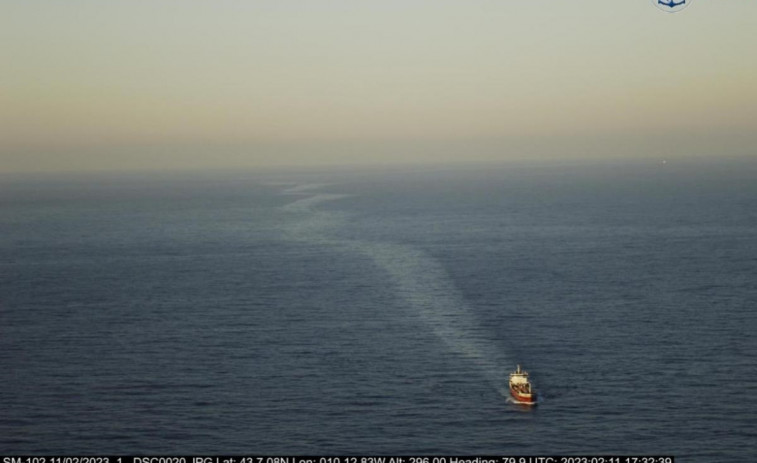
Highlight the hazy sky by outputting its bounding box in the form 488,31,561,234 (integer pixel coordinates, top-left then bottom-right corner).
2,0,756,172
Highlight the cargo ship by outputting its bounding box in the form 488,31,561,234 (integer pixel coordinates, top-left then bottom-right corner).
509,364,537,404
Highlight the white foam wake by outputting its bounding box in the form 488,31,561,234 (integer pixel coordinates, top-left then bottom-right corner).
282,183,333,194
282,193,351,214
349,240,512,386
279,184,512,389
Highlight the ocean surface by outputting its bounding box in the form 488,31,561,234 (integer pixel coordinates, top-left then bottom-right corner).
1,158,756,459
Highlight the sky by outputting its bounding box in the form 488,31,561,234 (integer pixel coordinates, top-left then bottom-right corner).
1,0,756,173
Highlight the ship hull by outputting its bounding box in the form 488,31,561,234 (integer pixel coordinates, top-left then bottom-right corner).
509,386,537,404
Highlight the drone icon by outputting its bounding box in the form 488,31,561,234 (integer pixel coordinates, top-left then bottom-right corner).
658,0,686,8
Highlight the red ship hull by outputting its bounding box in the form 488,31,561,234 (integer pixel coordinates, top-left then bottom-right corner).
509,386,537,404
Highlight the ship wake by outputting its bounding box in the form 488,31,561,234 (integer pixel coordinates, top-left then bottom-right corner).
279,184,513,391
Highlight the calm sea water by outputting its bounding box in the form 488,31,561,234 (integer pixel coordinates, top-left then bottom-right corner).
1,159,756,459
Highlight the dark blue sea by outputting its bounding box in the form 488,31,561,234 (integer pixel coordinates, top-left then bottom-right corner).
2,158,756,459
